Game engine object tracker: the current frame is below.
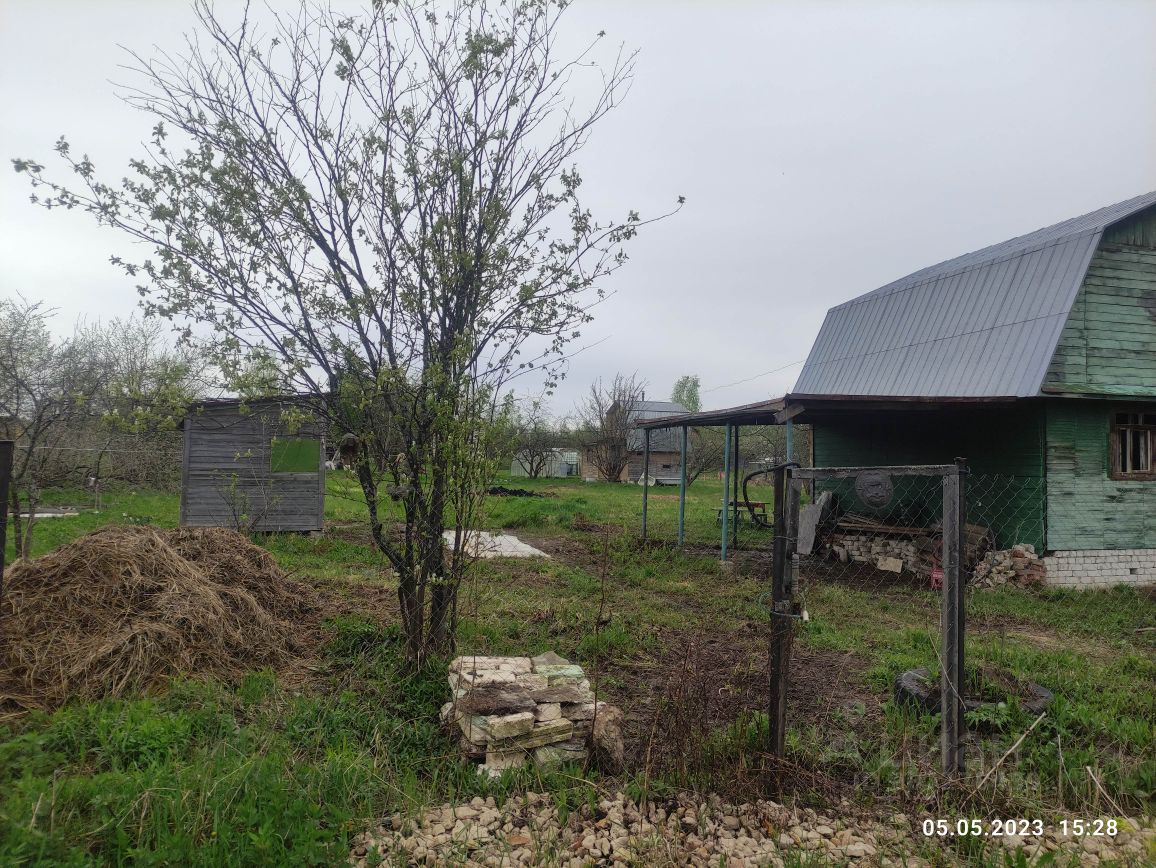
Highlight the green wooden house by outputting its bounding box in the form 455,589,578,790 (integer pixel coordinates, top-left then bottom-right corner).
782,191,1156,588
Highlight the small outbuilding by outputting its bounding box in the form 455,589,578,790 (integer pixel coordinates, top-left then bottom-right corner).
582,399,689,483
179,396,326,532
509,449,580,479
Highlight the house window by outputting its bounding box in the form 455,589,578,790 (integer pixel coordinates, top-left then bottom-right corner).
270,437,319,473
1111,411,1156,478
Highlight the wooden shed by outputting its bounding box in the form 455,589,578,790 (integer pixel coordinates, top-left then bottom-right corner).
179,396,325,532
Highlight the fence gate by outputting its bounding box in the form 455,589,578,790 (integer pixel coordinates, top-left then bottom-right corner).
768,461,967,776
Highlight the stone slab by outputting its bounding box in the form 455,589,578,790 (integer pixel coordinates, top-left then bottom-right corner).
531,651,570,667
455,686,535,715
562,701,598,721
528,685,592,704
513,673,548,691
459,710,535,742
534,702,562,722
534,743,586,766
490,718,573,750
450,656,532,674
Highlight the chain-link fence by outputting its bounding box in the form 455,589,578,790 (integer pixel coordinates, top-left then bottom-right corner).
960,472,1154,815
773,464,966,779
769,463,1155,814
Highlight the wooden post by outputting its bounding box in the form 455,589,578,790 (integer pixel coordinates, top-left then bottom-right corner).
677,426,688,546
768,462,793,755
641,428,651,541
720,422,731,561
941,460,965,776
0,441,13,637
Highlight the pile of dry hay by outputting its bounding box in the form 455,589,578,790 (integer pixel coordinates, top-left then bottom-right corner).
1,525,317,712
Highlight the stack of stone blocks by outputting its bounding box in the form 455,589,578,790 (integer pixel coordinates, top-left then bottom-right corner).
441,651,613,777
972,543,1047,588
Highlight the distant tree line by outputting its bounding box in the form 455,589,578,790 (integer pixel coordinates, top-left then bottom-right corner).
0,297,214,557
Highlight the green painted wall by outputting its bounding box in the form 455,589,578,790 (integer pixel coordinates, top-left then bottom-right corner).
1045,400,1156,550
1044,233,1156,397
811,405,1046,550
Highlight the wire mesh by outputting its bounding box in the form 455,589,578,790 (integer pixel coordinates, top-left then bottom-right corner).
959,472,1154,815
780,466,1154,814
784,467,959,780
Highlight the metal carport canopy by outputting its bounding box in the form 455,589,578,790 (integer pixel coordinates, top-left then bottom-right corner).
631,393,1021,560
632,393,1021,431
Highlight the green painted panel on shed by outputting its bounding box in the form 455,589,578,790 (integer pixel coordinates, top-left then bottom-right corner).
1045,400,1156,550
811,405,1046,551
270,437,320,473
1044,240,1156,397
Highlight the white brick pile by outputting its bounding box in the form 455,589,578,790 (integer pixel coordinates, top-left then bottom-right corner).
1042,549,1156,589
972,544,1046,589
831,534,926,573
441,652,615,778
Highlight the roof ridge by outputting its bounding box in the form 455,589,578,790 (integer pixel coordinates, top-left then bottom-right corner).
831,228,1103,312
831,190,1156,312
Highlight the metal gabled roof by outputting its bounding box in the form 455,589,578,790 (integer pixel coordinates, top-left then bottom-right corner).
793,190,1156,398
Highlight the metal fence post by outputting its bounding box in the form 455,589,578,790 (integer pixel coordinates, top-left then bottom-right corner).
941,459,966,776
732,424,740,548
677,426,688,546
0,441,13,637
768,462,794,755
720,422,731,561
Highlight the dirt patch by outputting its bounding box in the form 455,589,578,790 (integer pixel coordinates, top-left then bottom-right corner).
487,486,547,498
569,513,625,535
0,526,322,713
802,557,930,591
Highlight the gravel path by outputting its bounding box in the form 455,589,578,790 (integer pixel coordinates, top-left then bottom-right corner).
351,791,1154,866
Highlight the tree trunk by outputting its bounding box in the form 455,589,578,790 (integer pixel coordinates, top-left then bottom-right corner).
427,580,456,657
422,460,452,658
354,457,425,665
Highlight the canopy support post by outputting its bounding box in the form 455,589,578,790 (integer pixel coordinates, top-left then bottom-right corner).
641,428,651,541
678,425,688,546
721,422,732,561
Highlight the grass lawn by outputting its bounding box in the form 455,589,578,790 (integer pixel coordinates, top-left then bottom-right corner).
1,475,1153,865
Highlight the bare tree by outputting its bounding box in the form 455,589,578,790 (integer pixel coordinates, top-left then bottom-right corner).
685,427,726,485
577,373,645,482
15,0,678,663
512,400,557,478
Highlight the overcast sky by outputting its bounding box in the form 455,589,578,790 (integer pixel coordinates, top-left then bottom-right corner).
2,0,1155,415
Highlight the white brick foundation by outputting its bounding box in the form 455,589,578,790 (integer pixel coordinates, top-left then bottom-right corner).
1042,549,1156,589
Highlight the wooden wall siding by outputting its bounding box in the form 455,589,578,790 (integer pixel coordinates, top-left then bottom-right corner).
627,451,681,482
1044,242,1156,396
1101,208,1156,248
181,404,324,532
1045,400,1156,550
812,406,1046,550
